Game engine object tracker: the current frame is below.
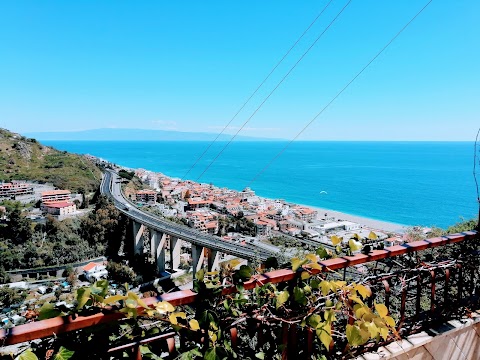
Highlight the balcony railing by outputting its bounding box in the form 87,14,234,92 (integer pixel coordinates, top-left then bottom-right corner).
1,230,478,359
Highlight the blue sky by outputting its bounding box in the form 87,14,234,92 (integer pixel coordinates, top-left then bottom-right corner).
0,0,478,140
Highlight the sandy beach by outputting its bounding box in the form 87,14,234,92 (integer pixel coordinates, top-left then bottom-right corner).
308,205,407,234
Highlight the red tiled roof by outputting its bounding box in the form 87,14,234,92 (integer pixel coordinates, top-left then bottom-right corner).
41,190,71,196
44,201,75,209
83,262,100,271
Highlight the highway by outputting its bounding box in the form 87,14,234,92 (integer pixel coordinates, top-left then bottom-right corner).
100,170,274,262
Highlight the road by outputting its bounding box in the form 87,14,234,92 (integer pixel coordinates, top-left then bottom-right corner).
100,170,274,262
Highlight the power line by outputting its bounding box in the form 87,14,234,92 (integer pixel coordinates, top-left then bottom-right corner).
247,0,434,188
196,0,353,182
181,0,335,180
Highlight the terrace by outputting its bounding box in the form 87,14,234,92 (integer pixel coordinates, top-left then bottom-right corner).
1,230,479,359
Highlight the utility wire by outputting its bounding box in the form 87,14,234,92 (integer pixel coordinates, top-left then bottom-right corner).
181,0,335,180
473,127,480,229
195,0,353,182
246,0,434,188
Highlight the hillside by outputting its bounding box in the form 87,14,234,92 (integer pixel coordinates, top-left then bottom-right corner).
0,128,101,192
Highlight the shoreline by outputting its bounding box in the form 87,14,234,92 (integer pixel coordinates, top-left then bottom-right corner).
121,162,409,234
298,203,407,234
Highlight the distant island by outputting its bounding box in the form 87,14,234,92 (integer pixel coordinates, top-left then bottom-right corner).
23,128,283,141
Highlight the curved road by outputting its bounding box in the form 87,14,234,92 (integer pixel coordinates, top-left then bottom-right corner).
100,170,273,262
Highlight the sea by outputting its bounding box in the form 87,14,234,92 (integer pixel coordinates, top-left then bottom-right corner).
43,140,478,229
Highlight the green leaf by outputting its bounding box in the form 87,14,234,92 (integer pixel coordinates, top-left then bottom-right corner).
204,348,218,360
53,346,75,360
317,327,332,350
300,271,311,280
310,279,320,289
15,350,38,360
305,253,317,262
189,319,200,331
330,235,342,246
255,352,265,359
365,321,379,338
291,257,307,271
237,265,253,279
307,314,321,328
346,324,366,346
368,231,378,240
196,269,205,282
349,239,362,252
316,247,328,259
375,303,389,318
76,287,91,310
355,284,372,299
38,303,62,320
156,301,175,314
103,294,126,305
324,309,336,322
354,304,368,319
384,315,396,328
320,280,331,296
275,290,289,309
379,326,389,340
293,286,307,305
139,345,162,359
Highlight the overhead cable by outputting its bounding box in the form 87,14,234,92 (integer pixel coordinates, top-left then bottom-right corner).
196,0,353,181
181,0,335,180
246,0,434,188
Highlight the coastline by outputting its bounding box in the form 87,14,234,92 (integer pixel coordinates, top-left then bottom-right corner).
305,204,407,234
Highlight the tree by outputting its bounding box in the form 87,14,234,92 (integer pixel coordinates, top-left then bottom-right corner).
0,287,26,307
106,262,136,284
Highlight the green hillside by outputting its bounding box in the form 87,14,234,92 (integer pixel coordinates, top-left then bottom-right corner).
0,128,101,192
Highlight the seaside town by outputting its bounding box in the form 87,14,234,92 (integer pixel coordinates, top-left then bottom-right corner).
0,159,408,333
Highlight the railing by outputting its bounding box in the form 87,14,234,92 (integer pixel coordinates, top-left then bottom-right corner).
1,230,478,359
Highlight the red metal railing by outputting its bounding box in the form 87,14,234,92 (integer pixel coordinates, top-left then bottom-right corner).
1,230,478,359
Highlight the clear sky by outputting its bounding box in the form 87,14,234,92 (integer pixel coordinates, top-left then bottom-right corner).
0,1,478,140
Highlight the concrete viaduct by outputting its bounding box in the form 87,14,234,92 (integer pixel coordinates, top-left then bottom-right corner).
100,170,274,274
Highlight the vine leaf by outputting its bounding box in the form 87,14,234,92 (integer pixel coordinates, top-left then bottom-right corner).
375,303,389,318
237,265,253,279
15,349,38,360
330,235,342,246
156,301,175,314
368,231,378,240
104,294,126,305
317,325,332,350
276,290,289,309
76,287,92,310
355,284,371,299
293,287,307,305
189,319,200,331
38,303,62,320
291,257,307,271
53,346,75,360
349,239,363,252
384,316,396,328
346,324,365,346
320,281,331,296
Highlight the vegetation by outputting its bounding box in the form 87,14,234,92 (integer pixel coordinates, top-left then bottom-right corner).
216,212,256,237
0,286,26,308
106,262,137,285
0,128,101,192
0,196,128,272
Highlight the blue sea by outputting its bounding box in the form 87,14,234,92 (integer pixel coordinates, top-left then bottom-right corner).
44,141,478,229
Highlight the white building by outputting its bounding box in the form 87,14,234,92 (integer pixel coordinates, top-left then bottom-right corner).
83,262,108,282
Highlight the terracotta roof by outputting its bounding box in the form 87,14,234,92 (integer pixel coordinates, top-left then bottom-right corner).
83,262,100,271
41,190,71,196
44,201,75,209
